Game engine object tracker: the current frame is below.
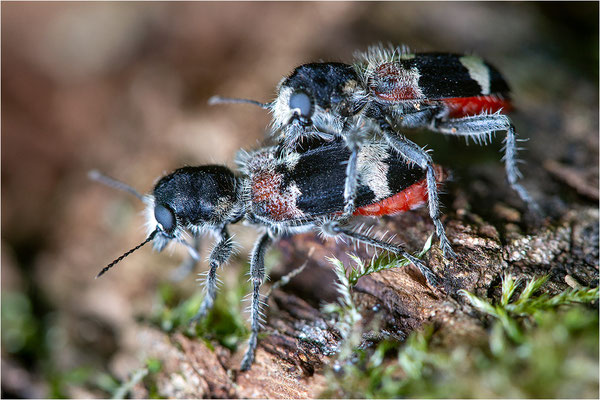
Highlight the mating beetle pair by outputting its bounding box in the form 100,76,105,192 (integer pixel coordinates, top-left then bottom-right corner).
96,44,536,371
212,44,539,260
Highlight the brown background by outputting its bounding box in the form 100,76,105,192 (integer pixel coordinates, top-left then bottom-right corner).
2,2,598,398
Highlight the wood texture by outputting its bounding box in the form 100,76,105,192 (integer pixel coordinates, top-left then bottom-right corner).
128,204,598,398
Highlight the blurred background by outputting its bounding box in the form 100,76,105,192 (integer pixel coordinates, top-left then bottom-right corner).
2,2,598,398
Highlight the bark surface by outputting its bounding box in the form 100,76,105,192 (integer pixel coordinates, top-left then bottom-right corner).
130,204,599,398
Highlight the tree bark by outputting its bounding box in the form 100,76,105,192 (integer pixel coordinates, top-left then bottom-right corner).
129,203,599,398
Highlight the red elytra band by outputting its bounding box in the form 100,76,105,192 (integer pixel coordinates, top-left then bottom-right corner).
442,96,511,118
353,178,428,216
354,165,446,217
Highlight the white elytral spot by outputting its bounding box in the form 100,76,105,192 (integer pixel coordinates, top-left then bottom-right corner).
460,55,491,95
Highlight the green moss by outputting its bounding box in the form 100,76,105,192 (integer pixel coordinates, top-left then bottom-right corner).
94,373,121,397
1,291,99,398
323,234,433,342
460,274,599,342
323,272,599,398
98,358,164,399
347,234,433,286
149,267,250,351
110,366,150,399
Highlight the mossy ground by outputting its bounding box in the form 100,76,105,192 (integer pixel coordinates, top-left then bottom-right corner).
322,269,599,399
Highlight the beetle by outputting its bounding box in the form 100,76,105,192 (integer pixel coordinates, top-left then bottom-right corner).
210,44,540,260
92,138,446,371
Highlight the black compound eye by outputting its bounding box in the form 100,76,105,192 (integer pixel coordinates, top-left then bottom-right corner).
289,90,313,118
154,204,176,234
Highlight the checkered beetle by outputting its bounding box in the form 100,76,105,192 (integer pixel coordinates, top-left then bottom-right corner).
91,138,446,371
210,44,540,260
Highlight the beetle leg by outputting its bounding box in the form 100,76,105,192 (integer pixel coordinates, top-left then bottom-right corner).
170,235,202,282
340,118,375,219
240,231,273,371
322,221,439,286
190,228,234,324
379,130,456,259
432,113,540,213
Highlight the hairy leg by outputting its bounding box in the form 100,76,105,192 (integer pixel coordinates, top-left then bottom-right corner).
190,228,234,323
240,231,273,371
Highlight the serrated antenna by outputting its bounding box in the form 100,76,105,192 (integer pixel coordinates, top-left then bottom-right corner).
96,229,159,278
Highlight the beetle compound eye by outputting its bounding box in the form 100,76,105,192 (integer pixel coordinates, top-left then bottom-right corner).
154,204,176,233
289,90,313,118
